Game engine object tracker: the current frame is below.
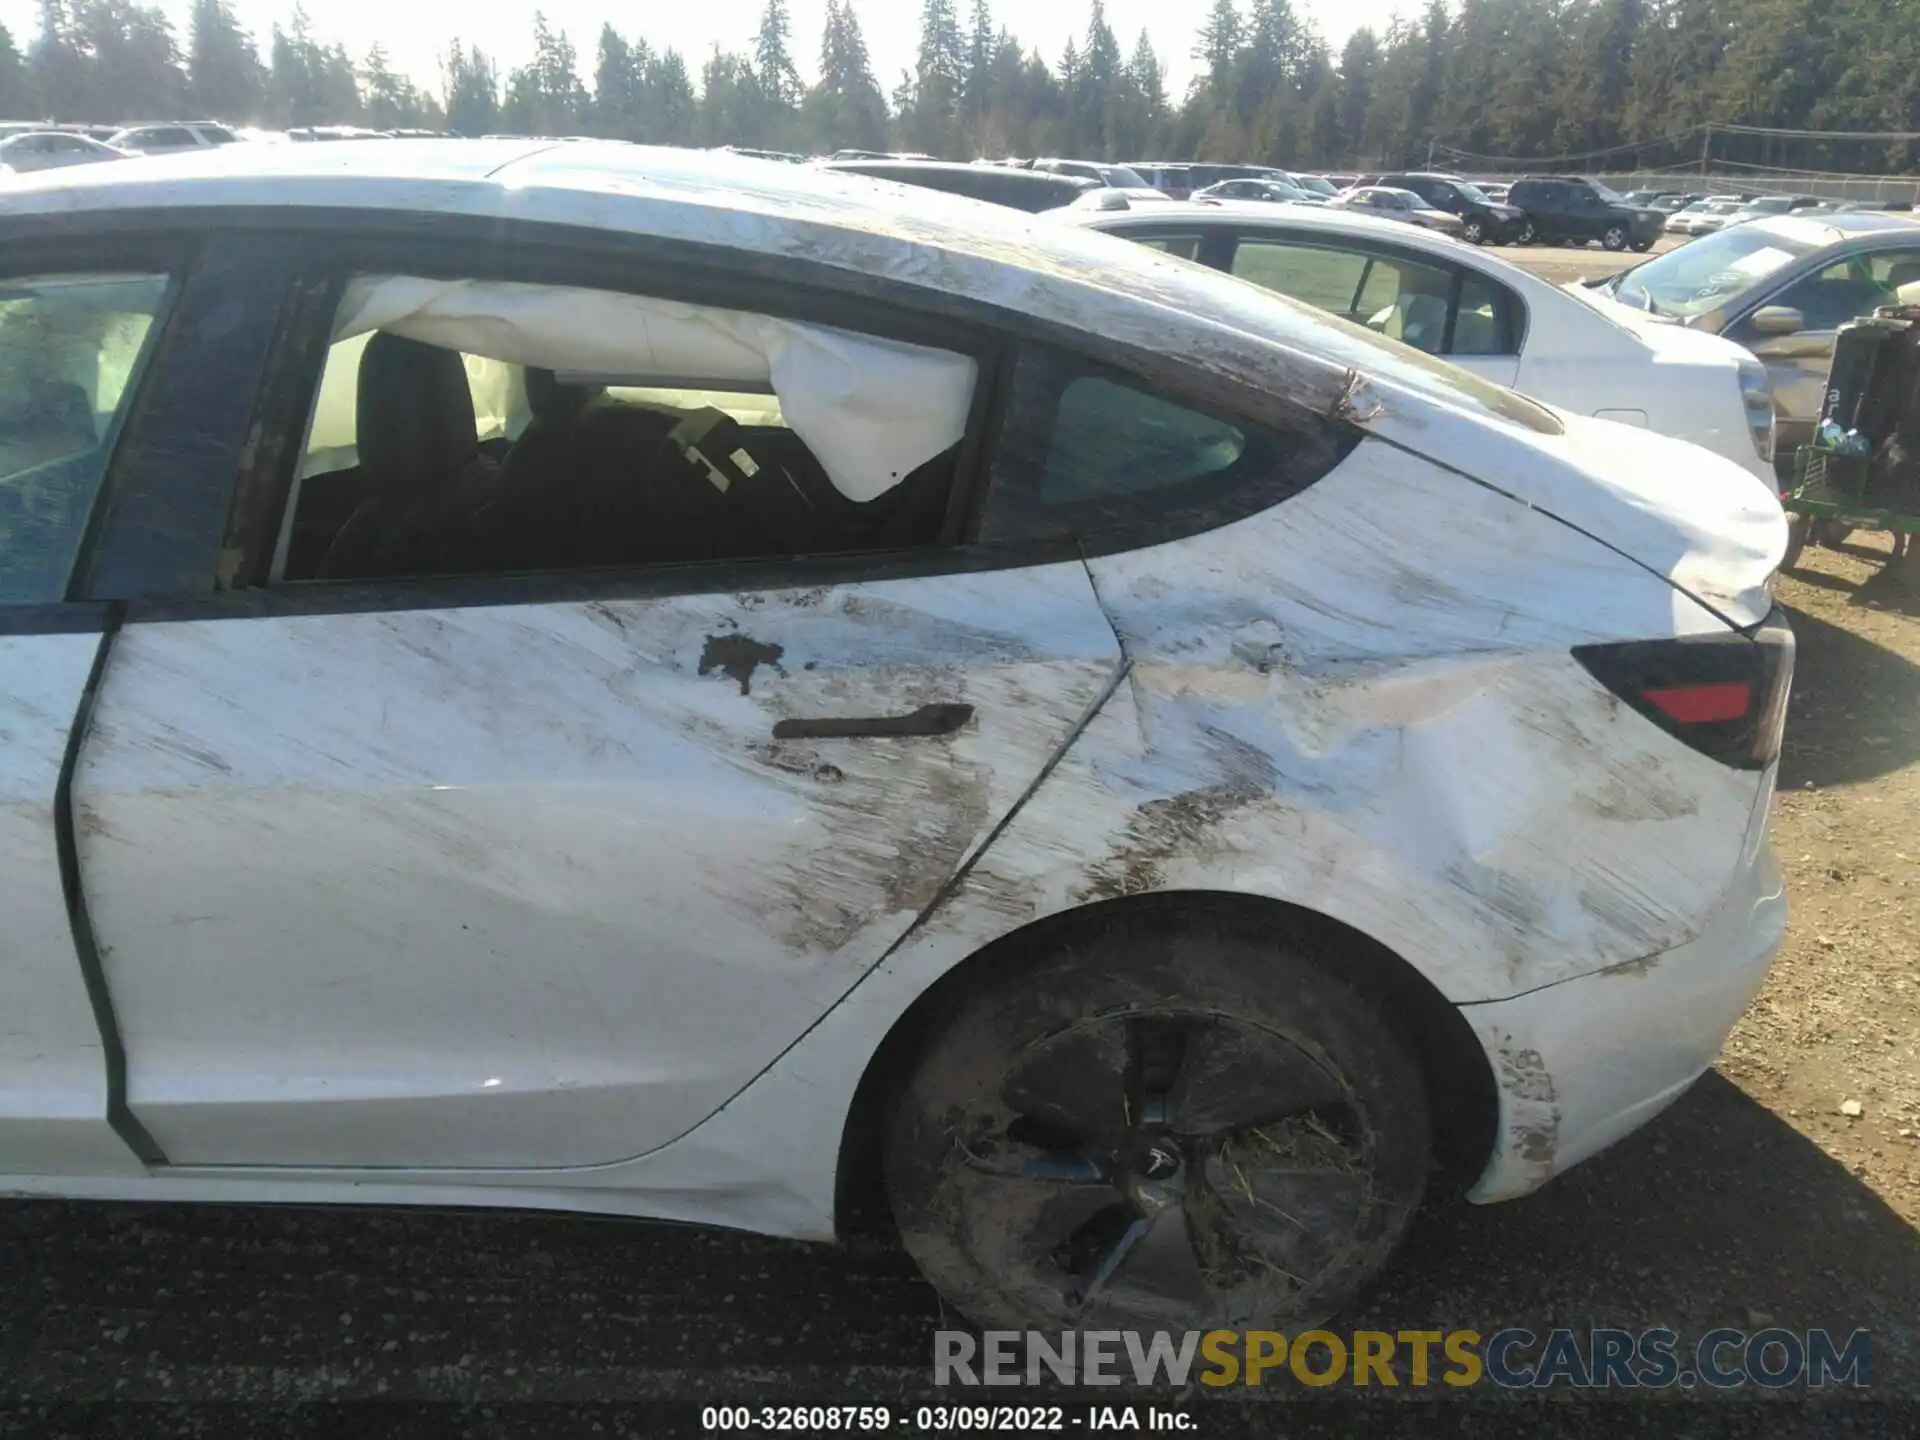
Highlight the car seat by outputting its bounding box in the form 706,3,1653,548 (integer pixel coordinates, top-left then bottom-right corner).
318,332,483,579
1885,259,1920,306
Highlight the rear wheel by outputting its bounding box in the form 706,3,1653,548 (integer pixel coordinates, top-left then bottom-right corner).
885,921,1431,1332
1630,239,1653,253
1462,218,1487,245
1516,220,1538,245
1602,224,1630,251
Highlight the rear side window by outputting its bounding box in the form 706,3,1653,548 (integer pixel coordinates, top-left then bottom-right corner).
0,272,173,602
1040,378,1247,503
269,273,978,584
979,346,1355,550
1230,237,1515,359
1133,234,1204,262
148,128,196,147
1232,239,1370,313
1453,272,1521,356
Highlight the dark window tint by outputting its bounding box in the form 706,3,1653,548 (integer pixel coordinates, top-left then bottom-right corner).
979,346,1350,549
1228,236,1517,358
147,128,197,147
0,272,174,603
1745,258,1903,336
1230,238,1371,313
196,125,239,144
1453,273,1519,356
1040,378,1248,504
1133,234,1204,261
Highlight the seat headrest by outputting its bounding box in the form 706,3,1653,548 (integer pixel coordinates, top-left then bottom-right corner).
1886,261,1920,292
356,333,477,488
525,367,604,423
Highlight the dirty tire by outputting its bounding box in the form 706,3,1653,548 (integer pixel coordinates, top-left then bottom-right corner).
1812,519,1854,550
1782,515,1812,572
1602,224,1630,252
885,920,1430,1333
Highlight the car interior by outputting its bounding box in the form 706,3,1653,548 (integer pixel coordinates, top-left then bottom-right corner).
273,278,978,584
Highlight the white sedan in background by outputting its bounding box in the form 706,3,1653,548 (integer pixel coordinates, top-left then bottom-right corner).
1667,198,1747,236
0,131,127,173
1071,201,1778,483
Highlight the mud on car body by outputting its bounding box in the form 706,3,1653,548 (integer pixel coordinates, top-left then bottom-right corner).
0,140,1788,1334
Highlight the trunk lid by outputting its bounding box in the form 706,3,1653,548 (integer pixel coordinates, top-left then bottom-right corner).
1355,376,1786,629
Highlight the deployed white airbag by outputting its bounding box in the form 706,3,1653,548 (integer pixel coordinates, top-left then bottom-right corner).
332,276,977,502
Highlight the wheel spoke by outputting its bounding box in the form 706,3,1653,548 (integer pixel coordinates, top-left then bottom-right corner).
1165,1028,1350,1136
1124,1016,1194,1128
960,1137,1114,1185
1000,1023,1131,1151
1069,1202,1214,1316
1065,1207,1152,1313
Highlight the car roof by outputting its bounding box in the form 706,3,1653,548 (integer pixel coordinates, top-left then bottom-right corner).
1073,198,1489,257
0,139,1562,443
822,158,1093,191
1736,211,1920,245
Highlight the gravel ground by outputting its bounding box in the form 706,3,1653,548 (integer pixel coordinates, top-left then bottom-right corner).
3,237,1916,1438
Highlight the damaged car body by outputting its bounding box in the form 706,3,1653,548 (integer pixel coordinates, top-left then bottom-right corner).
0,141,1789,1332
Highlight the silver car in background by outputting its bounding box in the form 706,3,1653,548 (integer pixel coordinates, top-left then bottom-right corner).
0,131,126,173
1574,210,1920,474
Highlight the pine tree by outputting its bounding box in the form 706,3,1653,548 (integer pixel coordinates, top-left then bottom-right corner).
1194,0,1242,93
362,45,419,128
1067,0,1120,155
807,0,889,153
443,41,500,135
755,0,802,112
186,0,261,122
905,0,966,155
0,23,25,117
28,0,83,121
962,0,994,134
592,24,641,138
71,0,186,122
1336,27,1379,161
645,48,697,145
501,12,585,137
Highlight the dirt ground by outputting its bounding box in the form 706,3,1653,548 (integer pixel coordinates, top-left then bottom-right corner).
1721,533,1920,1221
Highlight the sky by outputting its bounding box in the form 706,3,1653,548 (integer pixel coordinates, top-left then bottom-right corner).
0,0,1412,105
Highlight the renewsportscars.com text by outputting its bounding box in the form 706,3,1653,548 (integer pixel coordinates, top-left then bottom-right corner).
934,1327,1873,1390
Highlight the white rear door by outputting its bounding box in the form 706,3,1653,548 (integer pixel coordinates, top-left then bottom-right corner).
0,624,145,1173
78,568,1120,1168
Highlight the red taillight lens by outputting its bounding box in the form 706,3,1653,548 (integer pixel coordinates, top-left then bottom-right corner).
1573,608,1794,769
1643,682,1754,724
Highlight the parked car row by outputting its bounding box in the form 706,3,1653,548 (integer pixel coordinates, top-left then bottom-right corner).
0,138,1790,1346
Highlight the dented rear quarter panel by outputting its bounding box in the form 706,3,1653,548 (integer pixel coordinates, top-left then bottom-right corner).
900,438,1768,1007
517,437,1779,1237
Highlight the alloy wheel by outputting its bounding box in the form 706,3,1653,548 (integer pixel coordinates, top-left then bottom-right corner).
940,1011,1380,1329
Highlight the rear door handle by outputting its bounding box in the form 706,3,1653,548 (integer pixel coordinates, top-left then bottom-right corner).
772,703,973,740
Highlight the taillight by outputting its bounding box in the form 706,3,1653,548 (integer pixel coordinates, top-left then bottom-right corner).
1573,608,1794,769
